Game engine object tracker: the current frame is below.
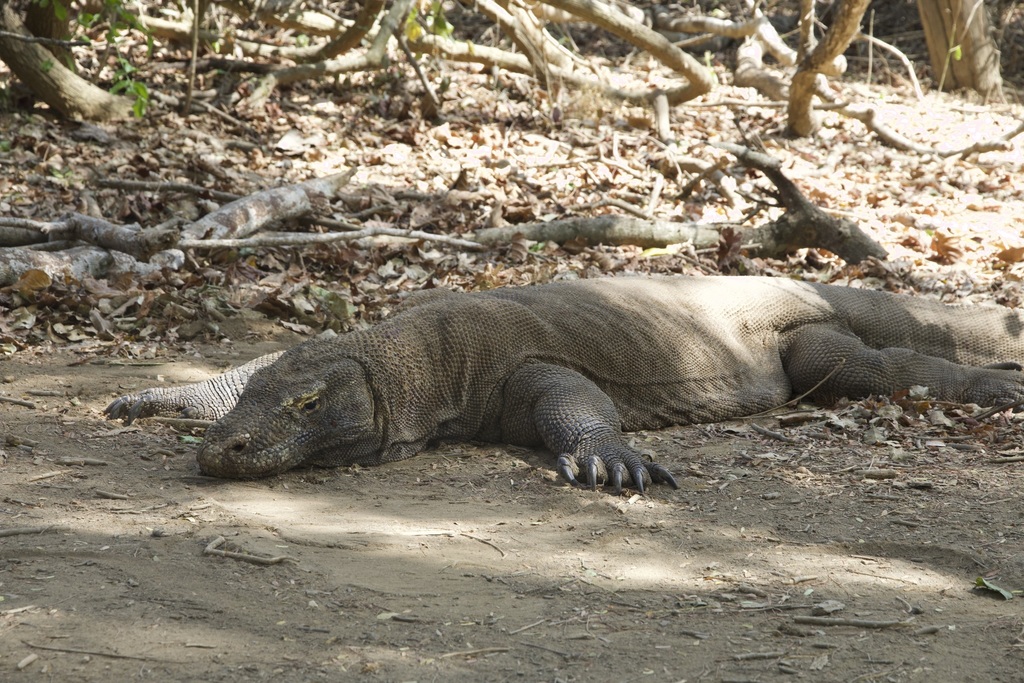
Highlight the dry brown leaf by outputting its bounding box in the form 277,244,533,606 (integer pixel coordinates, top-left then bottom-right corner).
929,231,963,264
13,269,52,298
995,246,1024,264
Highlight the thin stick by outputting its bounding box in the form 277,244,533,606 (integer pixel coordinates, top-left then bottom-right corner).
204,536,296,565
793,616,911,628
28,471,66,482
517,640,571,658
0,526,61,538
183,0,200,115
395,30,440,111
0,396,35,408
23,641,170,662
507,618,547,635
57,457,110,466
460,532,506,557
148,416,214,429
750,423,797,444
973,398,1024,421
95,489,131,500
440,647,511,658
747,359,846,418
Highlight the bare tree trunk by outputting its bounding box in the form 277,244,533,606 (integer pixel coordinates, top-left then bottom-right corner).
916,0,1003,98
0,2,133,120
24,0,71,65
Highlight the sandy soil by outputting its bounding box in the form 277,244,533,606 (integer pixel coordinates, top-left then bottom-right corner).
4,333,1024,683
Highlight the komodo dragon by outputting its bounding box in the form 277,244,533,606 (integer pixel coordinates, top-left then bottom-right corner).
106,276,1024,494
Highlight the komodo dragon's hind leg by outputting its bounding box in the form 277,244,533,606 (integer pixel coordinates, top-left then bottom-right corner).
783,325,1024,406
499,363,679,495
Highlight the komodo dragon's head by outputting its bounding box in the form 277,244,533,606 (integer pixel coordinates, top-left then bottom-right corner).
196,352,383,478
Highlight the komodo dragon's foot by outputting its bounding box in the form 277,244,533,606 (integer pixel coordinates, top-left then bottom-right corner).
555,450,679,495
105,391,158,425
104,390,201,425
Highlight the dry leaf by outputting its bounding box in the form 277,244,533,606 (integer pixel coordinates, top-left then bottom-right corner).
996,246,1024,264
930,231,963,264
14,269,52,297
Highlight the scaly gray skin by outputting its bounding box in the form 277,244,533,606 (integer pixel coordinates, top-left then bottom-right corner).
106,276,1024,494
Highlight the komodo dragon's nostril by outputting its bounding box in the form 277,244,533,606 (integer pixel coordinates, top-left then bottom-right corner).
229,433,250,452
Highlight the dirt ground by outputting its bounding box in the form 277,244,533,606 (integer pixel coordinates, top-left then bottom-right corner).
4,331,1024,683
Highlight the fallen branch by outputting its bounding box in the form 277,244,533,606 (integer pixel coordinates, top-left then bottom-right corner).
0,242,179,287
181,168,357,240
0,213,177,260
476,144,886,264
180,225,485,251
473,215,726,250
713,142,887,263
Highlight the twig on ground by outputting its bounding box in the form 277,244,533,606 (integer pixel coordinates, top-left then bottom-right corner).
23,641,171,662
793,616,911,628
734,650,786,660
517,640,572,658
204,535,296,565
507,619,547,635
147,416,215,429
460,532,507,557
95,489,131,500
440,646,512,658
750,423,797,444
0,396,35,408
988,456,1024,464
973,398,1024,421
0,526,61,538
57,457,110,466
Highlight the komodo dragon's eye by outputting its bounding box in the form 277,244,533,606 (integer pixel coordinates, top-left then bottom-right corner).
291,393,321,413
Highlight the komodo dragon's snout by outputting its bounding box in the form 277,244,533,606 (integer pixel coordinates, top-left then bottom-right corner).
196,358,380,478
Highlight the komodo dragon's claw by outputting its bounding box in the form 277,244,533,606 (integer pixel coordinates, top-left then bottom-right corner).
556,455,583,488
556,454,679,494
608,466,623,495
104,395,141,425
647,463,679,490
586,457,601,491
630,466,647,495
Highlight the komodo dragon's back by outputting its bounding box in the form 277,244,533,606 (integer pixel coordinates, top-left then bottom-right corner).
106,276,1024,493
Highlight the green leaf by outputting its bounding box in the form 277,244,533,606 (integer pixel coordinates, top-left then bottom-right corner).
430,1,453,39
975,576,1014,600
951,45,962,61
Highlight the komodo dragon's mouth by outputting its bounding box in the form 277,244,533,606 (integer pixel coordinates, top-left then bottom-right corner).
194,419,327,478
196,435,301,478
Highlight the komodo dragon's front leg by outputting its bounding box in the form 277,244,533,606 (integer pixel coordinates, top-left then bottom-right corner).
104,352,284,424
499,363,679,494
784,325,1024,405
